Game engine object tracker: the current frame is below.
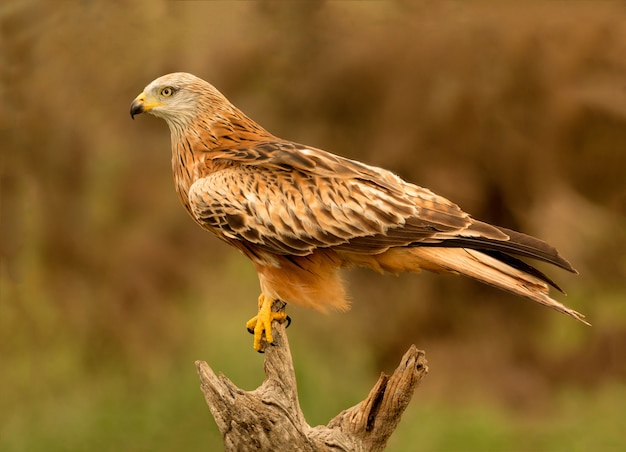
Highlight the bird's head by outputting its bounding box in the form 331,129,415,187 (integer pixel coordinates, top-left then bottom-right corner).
130,72,231,134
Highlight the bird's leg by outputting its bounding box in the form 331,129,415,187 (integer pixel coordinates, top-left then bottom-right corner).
245,294,289,352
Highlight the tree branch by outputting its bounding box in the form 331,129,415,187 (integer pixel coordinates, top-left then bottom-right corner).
196,302,428,451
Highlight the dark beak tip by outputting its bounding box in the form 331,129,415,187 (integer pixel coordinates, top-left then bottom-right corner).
130,99,144,120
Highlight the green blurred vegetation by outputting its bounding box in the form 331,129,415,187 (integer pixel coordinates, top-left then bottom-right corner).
2,1,626,450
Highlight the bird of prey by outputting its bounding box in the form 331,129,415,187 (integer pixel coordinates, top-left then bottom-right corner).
130,72,587,351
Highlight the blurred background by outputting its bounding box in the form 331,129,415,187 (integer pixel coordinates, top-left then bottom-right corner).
2,1,626,450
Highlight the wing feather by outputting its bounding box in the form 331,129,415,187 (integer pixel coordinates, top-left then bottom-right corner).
189,140,571,276
188,142,478,256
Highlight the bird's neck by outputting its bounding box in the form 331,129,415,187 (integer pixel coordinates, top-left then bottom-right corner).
169,106,275,216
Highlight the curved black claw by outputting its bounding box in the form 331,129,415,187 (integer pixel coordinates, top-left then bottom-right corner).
247,326,254,335
285,315,292,328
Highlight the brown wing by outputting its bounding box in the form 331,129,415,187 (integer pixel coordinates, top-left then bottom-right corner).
187,141,509,257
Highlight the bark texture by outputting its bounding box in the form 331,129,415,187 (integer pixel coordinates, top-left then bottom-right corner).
196,304,428,451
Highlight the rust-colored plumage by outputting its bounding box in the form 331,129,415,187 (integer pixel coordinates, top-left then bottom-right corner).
130,72,587,350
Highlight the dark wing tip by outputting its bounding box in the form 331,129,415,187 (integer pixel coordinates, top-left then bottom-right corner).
496,226,578,273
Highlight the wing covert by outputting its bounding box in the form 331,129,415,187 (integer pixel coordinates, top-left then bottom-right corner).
188,143,479,256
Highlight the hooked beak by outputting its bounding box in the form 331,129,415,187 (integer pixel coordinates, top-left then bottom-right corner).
130,92,146,119
130,92,163,119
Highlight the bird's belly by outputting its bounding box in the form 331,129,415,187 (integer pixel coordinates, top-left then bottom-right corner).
253,249,350,313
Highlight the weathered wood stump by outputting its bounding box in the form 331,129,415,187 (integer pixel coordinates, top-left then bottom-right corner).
196,303,428,451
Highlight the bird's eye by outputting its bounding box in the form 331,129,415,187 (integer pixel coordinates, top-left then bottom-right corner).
160,87,174,97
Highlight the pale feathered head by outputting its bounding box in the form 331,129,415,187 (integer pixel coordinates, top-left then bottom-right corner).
130,72,232,135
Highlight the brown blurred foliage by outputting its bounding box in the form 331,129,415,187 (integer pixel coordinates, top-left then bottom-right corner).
2,0,626,414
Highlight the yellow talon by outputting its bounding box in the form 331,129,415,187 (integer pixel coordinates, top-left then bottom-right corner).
245,294,288,351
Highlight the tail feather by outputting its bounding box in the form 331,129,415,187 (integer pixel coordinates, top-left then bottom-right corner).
478,249,566,293
422,222,578,273
408,247,589,325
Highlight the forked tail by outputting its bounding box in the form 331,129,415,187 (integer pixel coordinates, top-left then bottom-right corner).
409,246,589,325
